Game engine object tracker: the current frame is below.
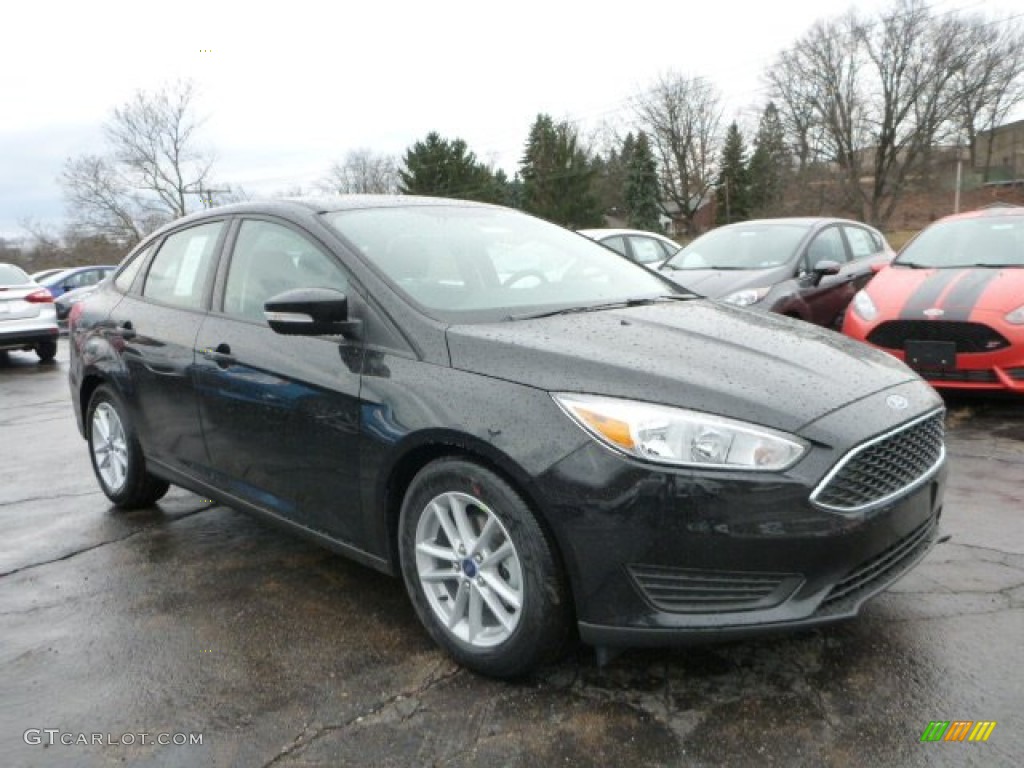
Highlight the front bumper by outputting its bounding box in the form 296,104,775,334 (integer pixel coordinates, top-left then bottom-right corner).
536,382,947,647
846,311,1024,393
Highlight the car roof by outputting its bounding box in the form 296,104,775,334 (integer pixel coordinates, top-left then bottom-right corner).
578,228,673,238
931,205,1023,224
716,217,870,229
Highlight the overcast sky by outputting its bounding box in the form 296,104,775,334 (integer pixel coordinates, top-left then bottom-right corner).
2,0,1021,241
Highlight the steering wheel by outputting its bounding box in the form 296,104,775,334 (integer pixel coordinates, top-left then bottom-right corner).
502,269,549,288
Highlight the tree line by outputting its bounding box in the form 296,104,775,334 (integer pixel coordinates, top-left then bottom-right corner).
14,0,1022,268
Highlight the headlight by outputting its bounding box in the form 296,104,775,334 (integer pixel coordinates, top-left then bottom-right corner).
852,290,878,321
553,393,808,471
722,287,770,307
1006,304,1024,325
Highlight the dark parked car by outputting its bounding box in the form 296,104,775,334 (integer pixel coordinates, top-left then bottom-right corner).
659,218,894,328
69,197,946,677
40,265,116,299
55,284,103,330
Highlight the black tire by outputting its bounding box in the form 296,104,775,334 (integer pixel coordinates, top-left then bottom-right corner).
35,340,57,362
398,458,571,678
86,384,170,509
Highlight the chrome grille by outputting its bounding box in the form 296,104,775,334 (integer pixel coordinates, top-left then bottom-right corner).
811,410,945,513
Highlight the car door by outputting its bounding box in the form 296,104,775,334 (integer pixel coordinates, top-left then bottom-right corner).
796,225,857,327
106,219,226,473
194,217,364,544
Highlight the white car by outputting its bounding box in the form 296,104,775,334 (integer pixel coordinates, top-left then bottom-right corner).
578,228,681,267
0,263,59,361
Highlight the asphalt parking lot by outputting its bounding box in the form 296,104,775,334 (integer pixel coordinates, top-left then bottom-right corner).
1,342,1022,767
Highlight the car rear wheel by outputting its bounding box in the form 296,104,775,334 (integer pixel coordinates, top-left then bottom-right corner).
398,458,570,678
35,340,57,362
87,385,169,509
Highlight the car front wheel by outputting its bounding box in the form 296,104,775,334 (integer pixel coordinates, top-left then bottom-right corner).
398,458,570,678
87,385,170,508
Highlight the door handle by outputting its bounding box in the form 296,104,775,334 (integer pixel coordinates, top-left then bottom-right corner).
116,321,136,340
202,343,236,368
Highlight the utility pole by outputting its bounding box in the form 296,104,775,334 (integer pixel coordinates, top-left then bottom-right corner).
191,186,231,210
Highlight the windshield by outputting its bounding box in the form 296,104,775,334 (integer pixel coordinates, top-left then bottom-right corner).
665,224,810,270
896,215,1024,268
323,205,678,321
0,264,31,285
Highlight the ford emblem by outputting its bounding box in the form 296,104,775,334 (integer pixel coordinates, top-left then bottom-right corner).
886,394,909,410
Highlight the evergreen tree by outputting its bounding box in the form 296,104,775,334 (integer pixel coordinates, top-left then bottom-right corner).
520,114,603,228
624,131,662,231
748,102,790,216
592,133,636,219
398,132,499,202
715,122,751,225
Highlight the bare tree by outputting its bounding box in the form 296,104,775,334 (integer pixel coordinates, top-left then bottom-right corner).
633,72,722,233
59,80,218,246
767,0,966,226
950,14,1024,180
318,149,398,195
60,155,146,245
106,79,215,216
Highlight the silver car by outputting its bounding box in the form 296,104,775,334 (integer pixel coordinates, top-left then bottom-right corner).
0,263,59,361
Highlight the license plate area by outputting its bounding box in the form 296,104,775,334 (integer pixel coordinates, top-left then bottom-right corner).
905,340,956,369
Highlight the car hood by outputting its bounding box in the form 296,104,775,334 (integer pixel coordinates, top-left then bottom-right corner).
446,300,918,434
659,266,786,298
869,266,1024,318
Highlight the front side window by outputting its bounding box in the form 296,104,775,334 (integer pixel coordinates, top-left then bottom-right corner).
804,227,847,269
223,220,350,322
142,221,223,310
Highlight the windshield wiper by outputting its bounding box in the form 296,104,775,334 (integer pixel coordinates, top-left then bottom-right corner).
894,261,931,269
505,295,695,321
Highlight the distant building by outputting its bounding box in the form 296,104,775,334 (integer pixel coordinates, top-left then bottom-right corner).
974,118,1024,183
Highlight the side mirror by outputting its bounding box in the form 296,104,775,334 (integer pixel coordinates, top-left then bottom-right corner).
263,288,362,339
809,259,841,286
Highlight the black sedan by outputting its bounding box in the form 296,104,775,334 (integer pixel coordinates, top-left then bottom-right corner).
659,218,894,328
68,197,946,677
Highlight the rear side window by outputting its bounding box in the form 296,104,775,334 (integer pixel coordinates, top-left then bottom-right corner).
843,226,878,259
630,237,665,264
601,236,628,257
114,246,152,293
142,222,224,309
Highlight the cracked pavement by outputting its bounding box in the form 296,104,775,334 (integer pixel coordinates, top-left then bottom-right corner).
1,345,1022,767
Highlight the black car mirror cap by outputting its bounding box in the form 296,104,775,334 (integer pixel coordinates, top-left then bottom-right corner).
263,288,362,339
809,259,841,285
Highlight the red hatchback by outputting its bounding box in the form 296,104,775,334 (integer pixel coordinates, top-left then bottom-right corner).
844,207,1024,393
